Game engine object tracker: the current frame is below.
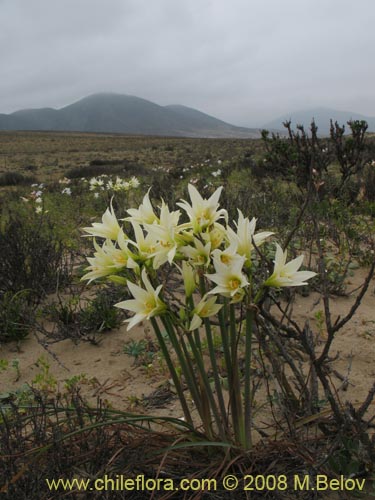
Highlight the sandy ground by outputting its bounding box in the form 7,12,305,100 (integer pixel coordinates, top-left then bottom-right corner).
1,267,375,432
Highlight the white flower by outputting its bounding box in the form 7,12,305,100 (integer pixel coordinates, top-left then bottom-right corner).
89,177,104,190
189,295,222,330
180,261,196,298
59,177,71,185
206,256,248,302
129,176,140,188
61,187,72,195
144,202,181,268
226,210,273,265
83,199,122,240
115,268,166,330
180,238,211,267
81,233,129,283
264,244,316,288
177,184,227,233
126,188,158,224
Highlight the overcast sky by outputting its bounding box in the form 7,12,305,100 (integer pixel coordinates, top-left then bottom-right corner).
1,0,374,126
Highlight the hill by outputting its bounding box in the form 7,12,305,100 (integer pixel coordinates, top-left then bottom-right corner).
263,107,375,135
0,93,260,138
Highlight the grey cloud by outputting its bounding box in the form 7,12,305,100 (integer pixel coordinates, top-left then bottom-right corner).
1,0,375,126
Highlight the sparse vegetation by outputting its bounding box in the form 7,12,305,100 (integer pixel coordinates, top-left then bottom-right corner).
1,128,375,498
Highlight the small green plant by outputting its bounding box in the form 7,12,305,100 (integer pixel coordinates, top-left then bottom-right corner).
11,358,21,382
123,338,156,366
64,373,88,391
123,339,147,360
0,359,9,372
32,356,57,392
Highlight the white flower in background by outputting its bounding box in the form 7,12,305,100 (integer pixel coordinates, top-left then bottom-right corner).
83,199,122,240
35,206,43,214
59,177,71,184
227,210,273,265
211,169,221,177
206,256,248,302
115,268,166,330
264,244,316,288
129,176,140,188
126,188,158,224
89,177,104,190
177,184,228,233
35,197,43,204
61,187,72,195
189,295,222,330
94,192,100,199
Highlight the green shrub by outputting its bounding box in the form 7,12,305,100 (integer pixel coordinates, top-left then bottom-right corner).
0,290,34,342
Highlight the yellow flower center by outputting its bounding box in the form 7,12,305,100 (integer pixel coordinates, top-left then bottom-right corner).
220,254,230,264
145,300,155,313
228,278,240,290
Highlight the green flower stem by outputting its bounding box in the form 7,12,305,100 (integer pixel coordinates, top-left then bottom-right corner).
187,295,201,353
218,302,240,444
229,303,245,447
150,317,193,426
185,330,226,440
160,315,204,423
203,316,228,432
198,275,228,432
244,305,254,449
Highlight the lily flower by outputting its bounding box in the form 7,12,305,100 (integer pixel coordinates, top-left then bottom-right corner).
115,268,166,330
144,202,181,268
83,199,122,240
177,184,228,233
180,238,211,267
180,261,196,298
81,234,129,283
189,295,222,330
126,188,158,224
226,210,273,265
264,244,316,288
206,256,249,302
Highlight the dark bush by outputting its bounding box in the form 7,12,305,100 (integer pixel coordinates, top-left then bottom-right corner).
0,171,36,186
362,162,375,202
65,161,148,179
0,213,72,302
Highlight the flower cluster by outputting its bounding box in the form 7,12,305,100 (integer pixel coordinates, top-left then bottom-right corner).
20,183,47,214
87,175,140,197
82,184,316,332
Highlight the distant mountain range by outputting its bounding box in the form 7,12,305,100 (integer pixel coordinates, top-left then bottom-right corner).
1,94,373,138
263,107,375,135
0,93,260,138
